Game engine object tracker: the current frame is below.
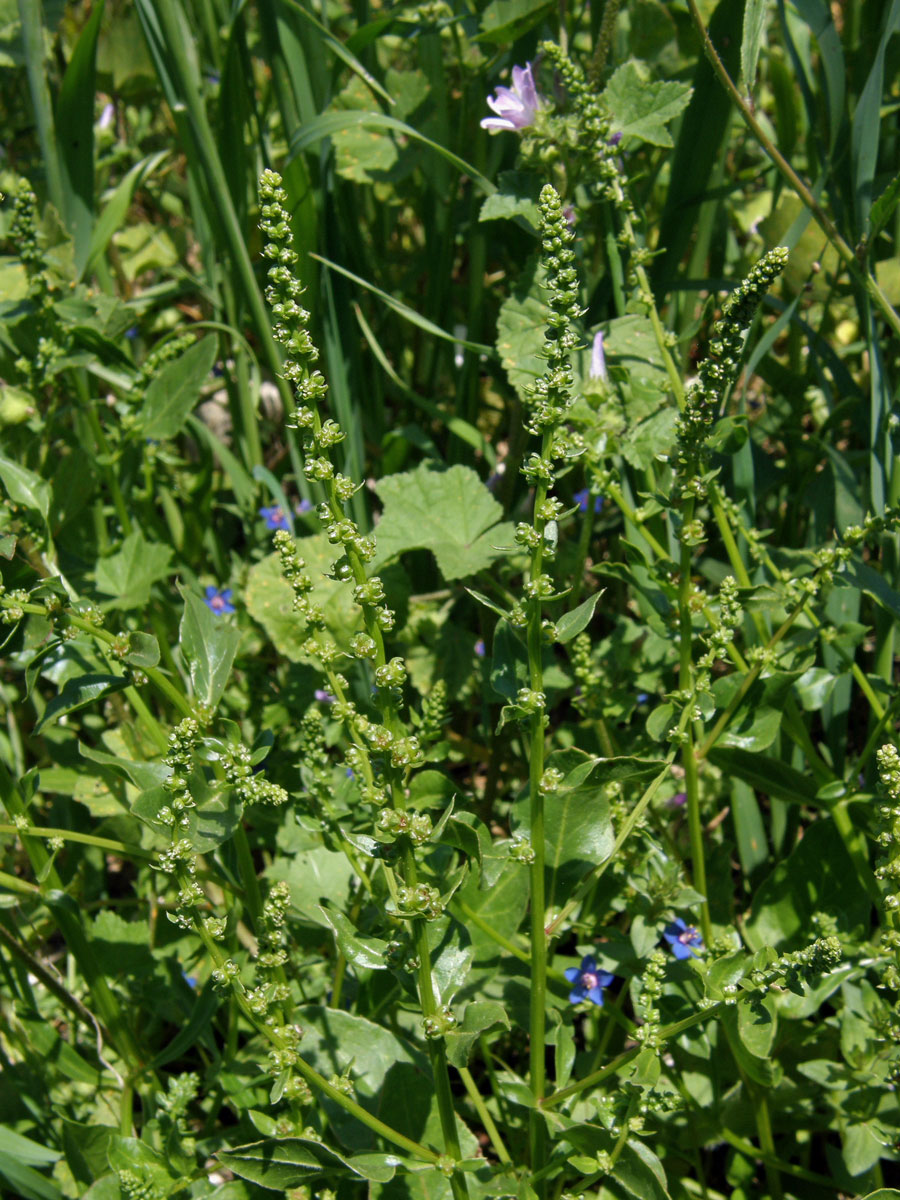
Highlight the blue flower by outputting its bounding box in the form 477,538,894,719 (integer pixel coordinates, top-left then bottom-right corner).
204,586,235,615
474,639,486,658
564,955,615,1006
296,498,313,514
636,692,649,704
663,918,703,960
260,504,290,531
315,689,335,704
574,489,604,514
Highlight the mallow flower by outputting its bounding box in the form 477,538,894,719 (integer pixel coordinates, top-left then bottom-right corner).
663,917,703,960
565,954,615,1006
589,331,607,382
481,63,544,134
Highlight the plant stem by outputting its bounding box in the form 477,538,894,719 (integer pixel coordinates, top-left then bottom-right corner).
459,1066,513,1164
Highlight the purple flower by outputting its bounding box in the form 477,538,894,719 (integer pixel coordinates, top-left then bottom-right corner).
204,586,235,615
260,504,290,531
296,498,313,514
666,791,687,809
563,205,576,228
481,63,544,134
608,131,623,148
663,918,703,960
315,689,335,704
564,955,615,1006
590,331,607,382
474,639,486,658
345,767,355,779
574,489,604,514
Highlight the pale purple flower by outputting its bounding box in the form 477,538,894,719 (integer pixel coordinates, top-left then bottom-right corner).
666,791,687,809
481,63,544,134
97,102,115,132
663,918,703,960
474,639,486,658
590,331,607,382
315,689,335,704
565,955,615,1006
296,499,313,514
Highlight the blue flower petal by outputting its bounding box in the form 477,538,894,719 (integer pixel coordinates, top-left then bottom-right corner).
587,985,605,1006
564,967,581,983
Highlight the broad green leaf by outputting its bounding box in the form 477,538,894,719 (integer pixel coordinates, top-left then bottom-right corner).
427,915,474,1004
138,336,217,440
556,591,602,643
0,453,51,521
373,463,514,581
178,585,241,711
731,780,769,876
479,170,542,228
34,673,129,733
496,256,548,397
546,747,668,788
457,859,529,961
842,1123,890,1178
245,536,360,660
737,993,778,1058
60,1120,114,1191
132,773,243,854
123,631,160,669
0,533,16,559
604,61,692,148
477,0,554,43
320,907,389,970
744,819,871,951
515,780,613,910
708,747,818,805
266,846,355,928
444,1001,509,1068
290,1006,435,1153
218,1137,399,1187
78,741,168,791
722,1007,779,1087
709,669,802,752
94,530,172,610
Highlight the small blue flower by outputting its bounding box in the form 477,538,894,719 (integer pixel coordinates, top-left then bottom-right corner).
564,955,615,1006
345,767,355,779
666,791,687,809
663,917,703,960
636,692,649,704
204,586,235,615
474,639,486,658
574,489,604,514
260,504,290,531
315,688,335,704
296,498,313,514
182,971,198,989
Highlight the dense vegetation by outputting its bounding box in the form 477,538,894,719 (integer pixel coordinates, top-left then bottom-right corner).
1,1,900,1198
